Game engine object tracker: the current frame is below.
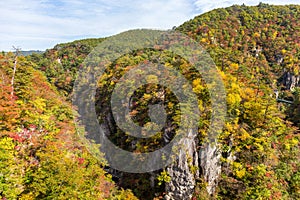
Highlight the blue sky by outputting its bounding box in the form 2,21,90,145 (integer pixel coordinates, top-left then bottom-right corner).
0,0,299,51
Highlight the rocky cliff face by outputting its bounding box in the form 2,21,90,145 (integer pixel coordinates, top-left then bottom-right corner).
199,142,222,195
98,111,222,199
279,71,300,91
165,129,199,200
165,131,222,199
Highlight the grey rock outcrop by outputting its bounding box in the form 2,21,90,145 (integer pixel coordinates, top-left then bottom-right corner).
199,142,222,195
279,71,300,91
165,129,199,200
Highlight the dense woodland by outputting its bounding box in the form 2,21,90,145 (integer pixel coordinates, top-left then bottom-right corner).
0,3,299,200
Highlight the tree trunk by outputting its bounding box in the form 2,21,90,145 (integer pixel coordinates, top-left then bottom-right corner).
11,47,20,98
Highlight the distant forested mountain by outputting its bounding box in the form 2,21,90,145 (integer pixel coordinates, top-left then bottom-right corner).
20,50,44,56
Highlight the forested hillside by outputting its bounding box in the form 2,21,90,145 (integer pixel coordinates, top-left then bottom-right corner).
0,3,299,200
29,38,105,98
0,52,136,199
176,3,300,199
177,3,300,126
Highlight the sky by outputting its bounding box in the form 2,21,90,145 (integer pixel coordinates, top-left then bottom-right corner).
0,0,299,51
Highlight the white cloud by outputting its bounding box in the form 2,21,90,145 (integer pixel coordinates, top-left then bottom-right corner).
0,0,195,51
0,0,299,51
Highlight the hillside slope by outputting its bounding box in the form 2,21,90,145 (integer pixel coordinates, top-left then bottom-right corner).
0,52,136,199
177,3,300,125
175,3,300,199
